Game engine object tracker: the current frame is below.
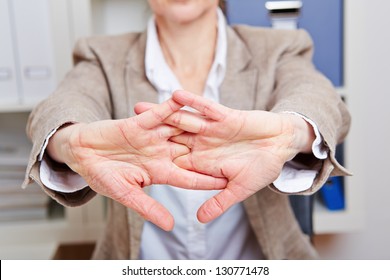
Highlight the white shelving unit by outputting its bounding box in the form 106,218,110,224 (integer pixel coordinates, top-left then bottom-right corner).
0,0,363,259
0,110,106,259
0,0,104,260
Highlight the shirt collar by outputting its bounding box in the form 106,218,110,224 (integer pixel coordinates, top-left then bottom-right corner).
145,8,227,92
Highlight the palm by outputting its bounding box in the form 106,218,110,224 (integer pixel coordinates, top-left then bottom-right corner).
170,109,292,223
62,99,227,230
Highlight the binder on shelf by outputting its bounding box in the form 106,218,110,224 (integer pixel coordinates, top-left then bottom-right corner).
319,176,345,211
318,143,346,211
265,0,302,30
0,114,32,166
0,165,49,222
0,112,49,223
0,0,20,106
0,167,49,222
225,0,344,87
10,0,57,105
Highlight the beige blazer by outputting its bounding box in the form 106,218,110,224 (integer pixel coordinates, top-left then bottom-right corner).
23,25,351,260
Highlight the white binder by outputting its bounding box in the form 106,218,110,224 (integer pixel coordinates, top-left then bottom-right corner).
0,0,20,106
10,0,56,106
265,1,302,29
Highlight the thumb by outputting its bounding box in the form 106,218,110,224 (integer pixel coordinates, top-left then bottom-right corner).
196,183,245,223
134,102,156,115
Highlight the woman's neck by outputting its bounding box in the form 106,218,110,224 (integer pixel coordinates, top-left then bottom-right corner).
155,9,218,94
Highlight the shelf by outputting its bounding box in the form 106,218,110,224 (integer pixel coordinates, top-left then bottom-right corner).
314,174,364,234
0,104,35,113
0,242,58,260
0,1,107,260
0,112,33,166
314,199,351,233
0,196,106,260
0,218,104,248
336,87,346,98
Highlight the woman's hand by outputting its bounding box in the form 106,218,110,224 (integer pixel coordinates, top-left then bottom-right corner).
47,98,227,231
135,90,316,223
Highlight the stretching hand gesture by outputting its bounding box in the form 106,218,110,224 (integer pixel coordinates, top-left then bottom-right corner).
135,90,315,223
47,98,227,230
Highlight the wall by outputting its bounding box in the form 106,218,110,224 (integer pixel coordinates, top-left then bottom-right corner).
91,0,150,34
313,0,390,259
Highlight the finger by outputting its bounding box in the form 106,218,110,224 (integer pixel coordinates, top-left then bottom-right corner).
136,103,212,135
170,133,196,149
154,124,183,139
173,153,224,178
135,98,183,129
118,187,175,231
172,154,196,171
162,164,227,191
197,186,242,223
169,142,190,159
172,90,228,121
164,110,210,134
134,102,155,115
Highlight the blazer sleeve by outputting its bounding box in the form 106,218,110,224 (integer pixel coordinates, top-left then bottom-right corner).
23,37,113,206
267,29,351,194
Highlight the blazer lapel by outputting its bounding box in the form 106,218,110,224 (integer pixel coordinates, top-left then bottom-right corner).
220,27,258,110
124,31,159,118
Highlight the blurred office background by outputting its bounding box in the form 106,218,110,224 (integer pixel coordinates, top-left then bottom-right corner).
0,0,389,259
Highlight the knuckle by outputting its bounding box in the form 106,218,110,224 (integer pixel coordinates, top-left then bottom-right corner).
152,108,165,123
191,176,199,189
171,112,182,126
198,121,207,134
212,196,225,214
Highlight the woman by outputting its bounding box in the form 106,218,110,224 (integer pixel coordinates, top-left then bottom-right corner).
24,0,350,259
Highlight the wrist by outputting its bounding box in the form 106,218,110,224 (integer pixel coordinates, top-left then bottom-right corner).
285,114,316,155
47,123,82,165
